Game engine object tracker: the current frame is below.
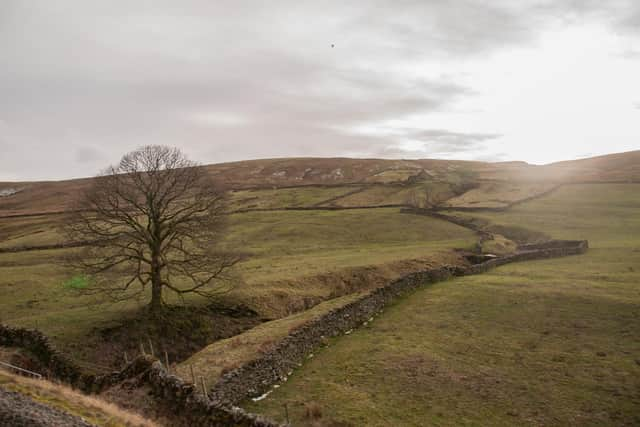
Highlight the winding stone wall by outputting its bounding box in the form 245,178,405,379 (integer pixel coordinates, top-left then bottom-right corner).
0,239,587,425
0,326,83,384
208,239,588,406
0,240,92,254
0,328,280,426
142,360,280,427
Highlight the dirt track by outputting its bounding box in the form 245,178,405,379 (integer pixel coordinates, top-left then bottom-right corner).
0,386,94,427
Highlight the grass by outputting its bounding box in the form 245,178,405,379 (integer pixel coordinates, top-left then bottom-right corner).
330,182,456,208
0,370,158,426
227,186,357,210
0,213,67,248
246,183,640,426
460,183,640,247
444,181,556,209
177,250,469,388
0,207,475,368
176,292,366,387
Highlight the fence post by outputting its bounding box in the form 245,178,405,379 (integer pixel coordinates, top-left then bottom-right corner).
284,402,290,424
200,376,208,399
190,364,196,384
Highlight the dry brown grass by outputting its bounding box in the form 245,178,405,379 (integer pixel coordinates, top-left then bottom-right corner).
0,369,160,427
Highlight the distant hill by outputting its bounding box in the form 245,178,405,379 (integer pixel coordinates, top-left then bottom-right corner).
0,151,638,217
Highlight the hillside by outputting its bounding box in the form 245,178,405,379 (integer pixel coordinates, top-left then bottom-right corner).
1,151,639,426
248,183,640,426
1,151,638,217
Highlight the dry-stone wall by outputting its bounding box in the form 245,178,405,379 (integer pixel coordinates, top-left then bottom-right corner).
208,239,588,406
0,329,280,427
142,360,280,427
0,240,92,254
0,326,83,384
209,266,459,405
0,239,587,425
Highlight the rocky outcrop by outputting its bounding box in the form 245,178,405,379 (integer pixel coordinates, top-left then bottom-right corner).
0,387,94,427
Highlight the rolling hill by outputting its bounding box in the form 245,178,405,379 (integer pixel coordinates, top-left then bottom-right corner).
1,151,638,217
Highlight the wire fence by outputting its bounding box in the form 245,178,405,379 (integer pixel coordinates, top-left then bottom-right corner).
0,360,42,379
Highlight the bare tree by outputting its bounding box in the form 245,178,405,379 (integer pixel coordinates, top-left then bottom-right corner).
65,145,239,314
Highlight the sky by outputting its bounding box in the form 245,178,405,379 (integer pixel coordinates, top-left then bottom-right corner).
1,1,639,181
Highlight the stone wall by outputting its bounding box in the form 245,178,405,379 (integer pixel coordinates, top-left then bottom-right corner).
0,240,91,254
208,239,588,406
142,360,280,427
209,266,459,406
1,239,587,425
0,326,83,384
0,326,281,426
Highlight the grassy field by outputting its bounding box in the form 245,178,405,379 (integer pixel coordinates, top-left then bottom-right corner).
227,186,359,210
328,182,457,208
0,214,67,248
444,181,556,209
247,183,640,426
0,208,475,368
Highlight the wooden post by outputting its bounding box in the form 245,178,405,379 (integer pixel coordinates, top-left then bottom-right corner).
200,377,208,399
139,342,146,356
284,403,290,424
190,364,196,384
147,338,155,357
164,350,170,373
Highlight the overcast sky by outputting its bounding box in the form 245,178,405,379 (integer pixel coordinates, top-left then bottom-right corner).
1,1,639,180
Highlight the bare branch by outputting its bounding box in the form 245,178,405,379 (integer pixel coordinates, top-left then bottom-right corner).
63,145,240,313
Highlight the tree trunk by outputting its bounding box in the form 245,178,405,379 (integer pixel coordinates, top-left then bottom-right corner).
150,280,162,313
149,251,163,313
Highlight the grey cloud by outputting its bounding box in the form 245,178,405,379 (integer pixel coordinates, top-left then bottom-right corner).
75,146,105,164
533,0,640,33
387,129,503,157
409,129,502,146
0,0,638,179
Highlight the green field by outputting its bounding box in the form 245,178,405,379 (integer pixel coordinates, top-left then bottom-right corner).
0,208,475,368
247,184,640,426
227,186,359,210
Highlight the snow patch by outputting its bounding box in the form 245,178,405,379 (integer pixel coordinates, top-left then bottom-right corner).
0,188,22,197
251,390,273,402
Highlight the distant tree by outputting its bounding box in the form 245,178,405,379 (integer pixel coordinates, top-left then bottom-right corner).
409,184,439,209
65,145,239,314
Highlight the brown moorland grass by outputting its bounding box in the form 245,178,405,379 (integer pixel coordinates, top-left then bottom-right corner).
2,151,637,217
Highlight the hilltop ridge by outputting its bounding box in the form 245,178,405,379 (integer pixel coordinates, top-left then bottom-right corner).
0,151,638,217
